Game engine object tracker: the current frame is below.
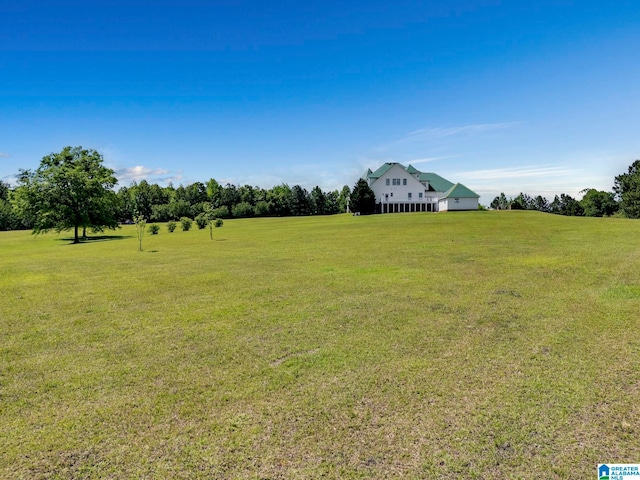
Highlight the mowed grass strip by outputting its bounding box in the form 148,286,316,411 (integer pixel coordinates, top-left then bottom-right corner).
1,211,639,478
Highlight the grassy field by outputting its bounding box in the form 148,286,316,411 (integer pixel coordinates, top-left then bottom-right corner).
1,211,639,478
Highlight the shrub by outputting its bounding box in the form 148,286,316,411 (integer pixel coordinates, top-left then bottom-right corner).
214,218,224,228
151,204,171,222
195,213,208,229
180,217,193,231
254,200,270,217
148,224,160,234
167,221,177,233
232,201,254,218
211,206,230,219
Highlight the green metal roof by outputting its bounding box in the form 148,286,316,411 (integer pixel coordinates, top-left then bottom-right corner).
361,168,373,180
365,163,473,195
440,183,480,199
367,162,401,180
418,172,454,192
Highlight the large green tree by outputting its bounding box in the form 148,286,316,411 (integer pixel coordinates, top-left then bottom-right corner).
549,194,584,216
614,160,640,218
310,186,327,215
0,181,19,230
14,146,119,243
580,188,619,217
349,178,376,214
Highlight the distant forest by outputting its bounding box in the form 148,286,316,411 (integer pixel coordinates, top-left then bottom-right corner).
488,189,619,217
1,154,639,232
0,177,352,231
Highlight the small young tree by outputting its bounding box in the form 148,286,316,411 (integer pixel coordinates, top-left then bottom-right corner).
167,220,177,233
134,215,146,251
202,203,222,240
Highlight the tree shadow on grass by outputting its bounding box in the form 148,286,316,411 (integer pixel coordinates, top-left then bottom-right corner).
55,235,133,244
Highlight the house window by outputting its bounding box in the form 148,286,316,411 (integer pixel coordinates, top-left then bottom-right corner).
386,178,390,186
390,192,393,197
408,192,412,199
392,178,401,186
418,192,423,198
455,198,460,203
403,178,407,186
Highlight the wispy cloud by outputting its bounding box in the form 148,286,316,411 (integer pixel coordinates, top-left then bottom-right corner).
453,165,589,202
0,152,10,158
457,165,576,181
407,155,455,165
2,174,17,186
404,122,521,142
376,122,521,153
115,165,183,185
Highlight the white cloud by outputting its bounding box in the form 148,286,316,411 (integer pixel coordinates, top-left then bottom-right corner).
115,165,183,186
0,152,10,158
402,122,521,143
2,174,17,186
450,163,618,204
407,155,455,165
457,165,576,181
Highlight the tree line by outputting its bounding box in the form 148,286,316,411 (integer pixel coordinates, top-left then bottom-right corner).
489,160,640,218
0,147,353,240
2,147,639,241
115,178,351,223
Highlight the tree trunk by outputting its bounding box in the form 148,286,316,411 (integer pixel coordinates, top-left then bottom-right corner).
74,224,80,244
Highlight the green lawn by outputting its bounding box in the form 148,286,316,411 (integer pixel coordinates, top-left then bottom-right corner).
1,211,639,478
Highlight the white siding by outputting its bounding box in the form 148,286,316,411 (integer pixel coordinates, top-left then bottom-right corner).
439,197,478,211
370,164,444,212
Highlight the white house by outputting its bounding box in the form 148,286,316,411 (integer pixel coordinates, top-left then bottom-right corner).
364,163,479,213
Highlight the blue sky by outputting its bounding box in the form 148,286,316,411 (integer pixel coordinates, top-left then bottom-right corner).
1,1,639,204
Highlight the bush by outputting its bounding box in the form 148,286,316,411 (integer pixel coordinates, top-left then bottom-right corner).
167,221,177,233
180,217,193,231
148,223,160,234
211,206,230,219
150,204,171,222
254,200,270,217
214,218,224,228
195,213,208,229
232,201,254,218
